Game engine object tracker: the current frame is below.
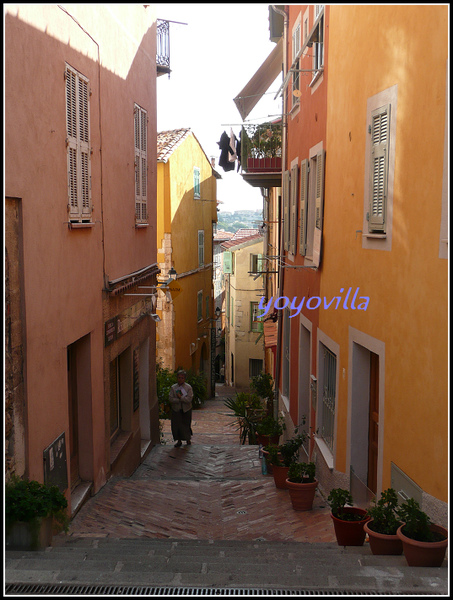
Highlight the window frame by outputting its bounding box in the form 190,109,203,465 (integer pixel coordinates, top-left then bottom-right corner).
194,167,201,199
250,301,264,332
198,229,205,267
197,290,203,322
134,103,148,224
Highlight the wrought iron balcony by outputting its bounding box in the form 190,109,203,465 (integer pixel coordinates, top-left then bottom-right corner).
156,20,171,77
240,120,282,188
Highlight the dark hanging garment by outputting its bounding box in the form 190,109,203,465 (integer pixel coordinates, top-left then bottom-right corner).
236,130,242,172
217,131,235,172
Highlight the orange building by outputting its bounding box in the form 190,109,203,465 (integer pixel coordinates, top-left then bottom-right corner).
238,5,448,525
5,5,166,514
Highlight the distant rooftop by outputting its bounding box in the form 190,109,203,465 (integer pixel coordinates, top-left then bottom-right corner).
157,129,191,162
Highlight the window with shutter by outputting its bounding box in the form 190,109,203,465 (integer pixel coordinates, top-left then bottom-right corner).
197,291,203,322
66,65,91,222
194,167,201,199
198,230,205,267
223,251,232,274
299,159,308,256
283,170,290,251
134,104,148,224
290,164,298,254
369,105,389,233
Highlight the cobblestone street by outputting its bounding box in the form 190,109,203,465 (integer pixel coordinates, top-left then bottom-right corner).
64,385,336,544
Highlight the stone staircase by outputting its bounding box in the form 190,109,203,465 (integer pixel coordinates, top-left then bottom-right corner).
5,537,448,595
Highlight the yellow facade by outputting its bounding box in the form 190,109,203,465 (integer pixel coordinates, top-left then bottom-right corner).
321,5,448,506
156,130,219,389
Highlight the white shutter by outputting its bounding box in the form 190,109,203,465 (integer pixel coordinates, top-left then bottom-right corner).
66,66,91,222
290,164,298,254
369,105,389,232
283,170,290,251
198,230,205,266
299,159,308,256
134,104,148,223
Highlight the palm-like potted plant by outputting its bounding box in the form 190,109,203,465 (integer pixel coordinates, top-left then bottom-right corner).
327,488,369,546
6,475,69,550
396,498,448,567
224,392,265,445
285,461,318,511
364,488,403,555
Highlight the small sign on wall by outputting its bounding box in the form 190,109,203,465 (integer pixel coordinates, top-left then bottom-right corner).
43,432,68,493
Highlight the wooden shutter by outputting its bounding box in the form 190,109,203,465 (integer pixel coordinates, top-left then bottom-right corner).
290,164,298,254
194,167,201,199
66,66,91,221
198,230,204,267
299,159,308,256
369,105,389,232
283,170,290,251
134,105,148,223
315,149,325,230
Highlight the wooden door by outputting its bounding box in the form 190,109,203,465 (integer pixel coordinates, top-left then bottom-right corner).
67,346,80,489
367,352,379,493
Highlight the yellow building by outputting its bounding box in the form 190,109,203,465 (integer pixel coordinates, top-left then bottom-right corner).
156,129,220,394
318,5,448,522
222,231,266,388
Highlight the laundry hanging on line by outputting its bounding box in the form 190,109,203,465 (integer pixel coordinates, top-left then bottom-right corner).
217,128,241,173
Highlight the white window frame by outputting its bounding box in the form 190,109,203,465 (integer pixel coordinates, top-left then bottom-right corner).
300,142,325,267
292,21,301,108
66,64,92,223
134,104,148,224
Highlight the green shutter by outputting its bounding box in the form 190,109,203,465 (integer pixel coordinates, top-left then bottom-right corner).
369,105,389,232
299,159,308,256
223,251,232,273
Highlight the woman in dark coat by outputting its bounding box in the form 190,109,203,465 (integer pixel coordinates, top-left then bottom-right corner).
168,370,193,447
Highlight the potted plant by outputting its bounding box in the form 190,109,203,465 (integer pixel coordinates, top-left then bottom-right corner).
250,371,274,416
364,488,403,555
255,414,285,447
265,428,308,488
285,461,318,511
396,497,448,567
327,488,369,546
224,392,265,445
6,475,69,550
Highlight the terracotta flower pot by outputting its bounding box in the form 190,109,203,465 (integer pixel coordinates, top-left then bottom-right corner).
6,516,54,550
285,478,318,511
364,519,403,555
272,465,290,489
257,433,280,447
397,523,448,567
330,507,369,546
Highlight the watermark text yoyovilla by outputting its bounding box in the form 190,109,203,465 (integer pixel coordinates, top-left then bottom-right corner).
258,287,370,319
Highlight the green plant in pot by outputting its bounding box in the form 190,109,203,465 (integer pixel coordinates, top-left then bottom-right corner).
224,392,265,445
364,488,403,555
327,488,369,546
6,475,69,550
285,461,318,511
250,371,274,416
255,414,285,447
396,497,448,567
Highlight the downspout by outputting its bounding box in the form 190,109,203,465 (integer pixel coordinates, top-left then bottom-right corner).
271,5,288,421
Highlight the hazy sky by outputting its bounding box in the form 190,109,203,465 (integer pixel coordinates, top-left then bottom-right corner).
155,3,282,213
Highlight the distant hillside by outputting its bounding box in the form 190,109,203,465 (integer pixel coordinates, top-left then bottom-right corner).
217,209,263,233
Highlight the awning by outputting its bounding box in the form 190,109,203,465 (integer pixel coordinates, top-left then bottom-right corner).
233,38,283,121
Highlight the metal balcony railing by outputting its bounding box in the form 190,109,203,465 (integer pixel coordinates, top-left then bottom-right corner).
156,19,170,76
241,121,282,173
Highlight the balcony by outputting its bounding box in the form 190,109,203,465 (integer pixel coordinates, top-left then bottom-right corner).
156,20,171,77
240,121,282,188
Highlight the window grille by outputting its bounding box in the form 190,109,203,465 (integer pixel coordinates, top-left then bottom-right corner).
321,346,336,453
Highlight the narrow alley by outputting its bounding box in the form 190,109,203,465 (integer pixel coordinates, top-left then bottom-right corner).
64,385,335,543
6,386,448,595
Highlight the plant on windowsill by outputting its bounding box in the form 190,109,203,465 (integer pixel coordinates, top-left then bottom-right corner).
6,475,69,550
396,497,448,567
327,488,369,546
363,488,403,555
285,461,318,511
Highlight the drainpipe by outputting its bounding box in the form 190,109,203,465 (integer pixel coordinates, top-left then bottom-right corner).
270,5,288,421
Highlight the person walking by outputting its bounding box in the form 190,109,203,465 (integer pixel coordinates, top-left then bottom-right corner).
168,370,193,447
